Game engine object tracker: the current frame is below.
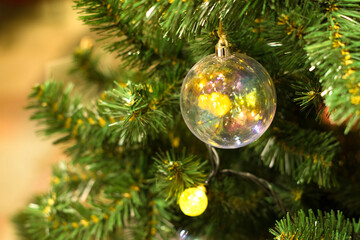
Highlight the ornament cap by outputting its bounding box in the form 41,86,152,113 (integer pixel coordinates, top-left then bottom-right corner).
215,43,230,58
215,21,230,58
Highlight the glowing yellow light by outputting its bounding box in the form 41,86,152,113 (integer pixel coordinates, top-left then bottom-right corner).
199,95,207,103
179,186,208,217
197,79,207,90
245,90,257,107
198,92,231,117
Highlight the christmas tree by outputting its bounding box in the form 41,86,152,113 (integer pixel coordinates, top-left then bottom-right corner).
14,0,360,239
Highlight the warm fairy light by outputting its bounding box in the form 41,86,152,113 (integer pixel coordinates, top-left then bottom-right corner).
179,186,208,217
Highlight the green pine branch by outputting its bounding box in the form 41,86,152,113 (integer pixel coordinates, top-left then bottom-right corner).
14,0,360,239
292,75,324,117
70,38,116,90
98,81,174,144
304,0,360,133
74,0,186,75
255,120,340,188
270,209,360,240
153,149,207,201
27,79,177,156
13,150,178,240
261,2,316,72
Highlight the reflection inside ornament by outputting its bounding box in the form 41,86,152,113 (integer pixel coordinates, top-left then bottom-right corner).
198,92,231,117
179,230,188,239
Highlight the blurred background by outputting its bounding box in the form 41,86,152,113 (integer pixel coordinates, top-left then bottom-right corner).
0,0,91,239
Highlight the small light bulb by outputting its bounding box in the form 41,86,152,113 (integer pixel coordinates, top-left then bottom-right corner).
179,186,208,217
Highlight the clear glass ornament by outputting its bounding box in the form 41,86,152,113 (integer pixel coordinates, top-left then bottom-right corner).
180,52,276,149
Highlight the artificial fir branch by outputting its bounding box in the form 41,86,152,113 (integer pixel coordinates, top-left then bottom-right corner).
255,120,340,188
27,81,111,156
74,0,186,76
153,150,207,201
270,209,360,240
13,152,179,240
261,2,314,72
14,0,360,239
27,79,177,156
74,0,360,123
70,37,115,90
292,75,324,117
304,0,360,133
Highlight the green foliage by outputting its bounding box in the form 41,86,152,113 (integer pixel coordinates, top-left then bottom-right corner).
255,120,340,188
74,0,187,76
27,81,110,156
270,209,360,240
13,154,176,240
98,82,173,144
292,75,324,117
153,150,207,201
27,78,177,156
179,176,278,240
14,0,360,239
70,39,115,90
13,201,50,240
304,0,360,133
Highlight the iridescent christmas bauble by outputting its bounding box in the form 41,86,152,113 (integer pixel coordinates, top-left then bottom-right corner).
180,53,276,149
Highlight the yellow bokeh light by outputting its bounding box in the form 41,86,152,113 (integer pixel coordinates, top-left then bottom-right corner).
198,92,231,117
197,79,207,91
179,186,208,217
245,90,257,107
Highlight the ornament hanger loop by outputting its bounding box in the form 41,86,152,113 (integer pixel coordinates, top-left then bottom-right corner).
205,145,220,184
